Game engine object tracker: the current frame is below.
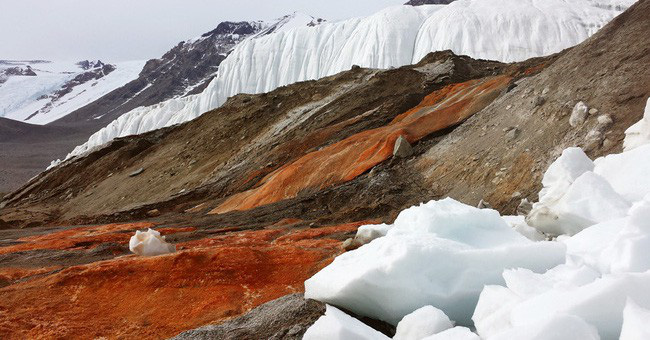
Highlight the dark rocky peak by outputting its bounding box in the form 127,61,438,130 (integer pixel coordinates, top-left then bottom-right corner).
405,0,456,5
2,66,37,77
76,60,106,70
201,21,264,38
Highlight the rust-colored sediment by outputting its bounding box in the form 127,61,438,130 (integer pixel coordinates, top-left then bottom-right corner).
211,76,511,214
0,222,194,255
0,221,365,339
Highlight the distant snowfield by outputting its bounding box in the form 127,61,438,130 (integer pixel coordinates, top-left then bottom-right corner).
0,60,144,125
61,0,635,164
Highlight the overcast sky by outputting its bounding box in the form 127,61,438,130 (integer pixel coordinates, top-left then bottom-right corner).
1,0,406,62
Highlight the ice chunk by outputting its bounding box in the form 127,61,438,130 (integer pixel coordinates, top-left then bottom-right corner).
527,171,630,236
128,228,176,256
624,98,650,152
620,299,650,340
600,198,650,274
487,314,600,340
421,327,479,340
475,270,650,339
354,223,391,245
302,305,390,340
562,218,624,271
594,144,650,203
472,285,523,338
502,215,545,241
393,305,453,340
305,198,565,325
538,147,594,204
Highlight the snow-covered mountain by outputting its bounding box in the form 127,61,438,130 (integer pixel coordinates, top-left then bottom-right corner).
62,0,634,163
0,60,144,124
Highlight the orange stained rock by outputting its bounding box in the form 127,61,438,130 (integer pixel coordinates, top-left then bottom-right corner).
212,76,512,214
0,223,195,255
0,266,61,285
0,223,357,340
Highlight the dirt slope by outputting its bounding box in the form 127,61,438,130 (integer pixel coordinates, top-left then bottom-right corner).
0,1,648,338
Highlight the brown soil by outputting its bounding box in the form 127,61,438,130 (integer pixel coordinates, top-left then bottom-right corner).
0,1,648,338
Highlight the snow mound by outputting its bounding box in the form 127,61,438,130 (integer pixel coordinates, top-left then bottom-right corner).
624,98,650,151
302,305,390,340
393,305,453,340
62,0,629,164
128,229,176,256
304,198,565,326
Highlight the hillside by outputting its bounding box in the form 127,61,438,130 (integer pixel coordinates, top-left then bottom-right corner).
0,0,648,339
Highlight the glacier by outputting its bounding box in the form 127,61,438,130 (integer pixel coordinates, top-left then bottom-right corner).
60,0,634,164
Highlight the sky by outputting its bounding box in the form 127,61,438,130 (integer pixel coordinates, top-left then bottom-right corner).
1,0,406,62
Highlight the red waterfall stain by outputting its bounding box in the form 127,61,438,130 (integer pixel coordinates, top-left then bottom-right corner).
211,76,511,214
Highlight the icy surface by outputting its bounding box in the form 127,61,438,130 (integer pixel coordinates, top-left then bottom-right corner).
620,299,650,340
486,314,600,340
624,99,650,151
421,327,479,340
128,229,176,256
302,305,390,340
304,198,565,325
63,0,630,163
0,60,144,124
393,305,453,340
593,144,650,203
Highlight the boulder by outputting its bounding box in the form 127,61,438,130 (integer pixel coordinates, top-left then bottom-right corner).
393,136,414,158
172,294,325,340
570,101,589,127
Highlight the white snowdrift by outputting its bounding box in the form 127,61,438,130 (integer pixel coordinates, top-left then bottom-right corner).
304,198,565,326
61,0,632,163
128,228,176,256
623,98,650,151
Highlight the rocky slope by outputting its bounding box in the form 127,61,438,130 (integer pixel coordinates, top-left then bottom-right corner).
0,0,648,338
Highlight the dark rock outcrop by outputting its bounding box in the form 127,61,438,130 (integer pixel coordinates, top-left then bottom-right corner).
405,0,456,5
173,294,325,340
